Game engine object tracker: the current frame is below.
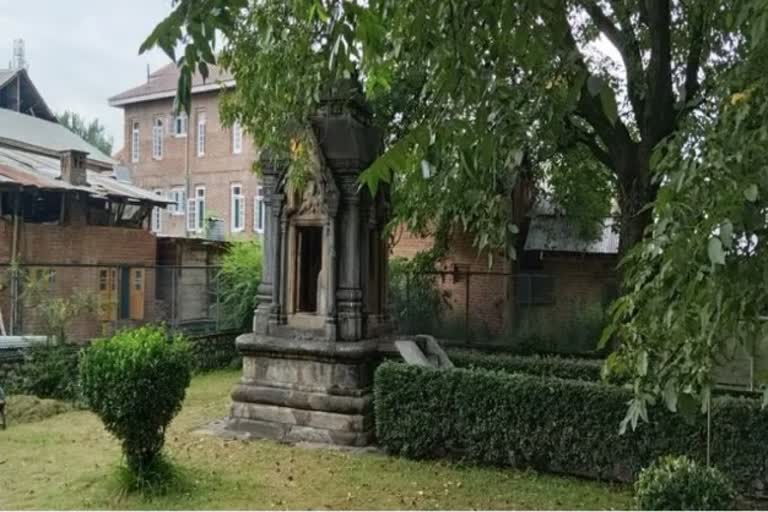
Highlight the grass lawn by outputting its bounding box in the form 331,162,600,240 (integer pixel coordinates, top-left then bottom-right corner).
0,370,630,510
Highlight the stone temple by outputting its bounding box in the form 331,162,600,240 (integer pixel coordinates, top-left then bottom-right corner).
227,84,392,446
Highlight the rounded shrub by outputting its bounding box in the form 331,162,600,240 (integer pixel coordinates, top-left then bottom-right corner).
634,455,736,510
79,326,192,478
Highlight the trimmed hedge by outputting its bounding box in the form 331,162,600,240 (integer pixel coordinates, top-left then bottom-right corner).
448,348,603,382
187,330,241,372
374,362,768,494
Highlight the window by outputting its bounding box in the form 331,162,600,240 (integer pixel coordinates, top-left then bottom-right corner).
151,189,164,233
231,183,245,232
232,121,243,154
173,113,187,137
188,186,205,232
168,187,186,216
196,111,207,157
515,274,556,305
152,117,164,160
254,186,265,233
131,121,140,162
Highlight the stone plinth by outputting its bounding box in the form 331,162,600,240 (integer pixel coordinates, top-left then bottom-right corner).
226,333,380,446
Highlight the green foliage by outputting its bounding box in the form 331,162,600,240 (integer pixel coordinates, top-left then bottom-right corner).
142,0,755,263
604,75,768,426
388,253,445,335
56,110,114,156
18,342,82,401
448,349,603,382
79,326,191,478
217,241,262,331
374,362,768,494
509,302,610,356
187,332,241,372
634,455,736,510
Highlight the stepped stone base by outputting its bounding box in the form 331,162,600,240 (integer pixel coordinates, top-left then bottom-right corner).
226,333,381,447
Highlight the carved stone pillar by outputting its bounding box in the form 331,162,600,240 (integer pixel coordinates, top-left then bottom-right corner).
337,175,363,341
254,155,284,334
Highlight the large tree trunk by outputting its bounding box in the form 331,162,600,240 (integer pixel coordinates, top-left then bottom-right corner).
615,147,655,259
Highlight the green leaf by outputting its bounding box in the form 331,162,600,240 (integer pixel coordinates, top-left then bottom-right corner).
599,86,618,125
708,237,726,265
744,184,759,202
636,350,649,376
662,380,678,412
720,221,734,249
586,74,602,96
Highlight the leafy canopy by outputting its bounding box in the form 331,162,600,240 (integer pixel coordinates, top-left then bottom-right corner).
57,110,114,156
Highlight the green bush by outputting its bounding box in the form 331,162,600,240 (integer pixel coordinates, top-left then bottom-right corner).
374,362,768,494
448,349,603,382
504,302,609,355
79,326,192,478
388,254,445,335
634,455,736,510
19,342,82,400
217,240,262,331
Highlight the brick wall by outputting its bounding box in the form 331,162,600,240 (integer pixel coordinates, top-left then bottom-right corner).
392,226,513,334
121,91,263,240
0,216,158,341
391,226,618,337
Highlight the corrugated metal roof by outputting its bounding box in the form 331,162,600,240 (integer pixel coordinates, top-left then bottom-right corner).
0,108,113,164
524,215,619,255
0,146,171,205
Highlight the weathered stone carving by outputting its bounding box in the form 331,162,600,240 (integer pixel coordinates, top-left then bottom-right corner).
227,81,392,446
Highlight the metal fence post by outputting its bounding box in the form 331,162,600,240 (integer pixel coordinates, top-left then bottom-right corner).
464,271,471,344
171,267,177,329
215,268,221,333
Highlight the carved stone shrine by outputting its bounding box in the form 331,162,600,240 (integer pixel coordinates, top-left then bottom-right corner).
228,83,392,446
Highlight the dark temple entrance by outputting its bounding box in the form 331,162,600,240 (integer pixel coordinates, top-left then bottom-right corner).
296,226,323,313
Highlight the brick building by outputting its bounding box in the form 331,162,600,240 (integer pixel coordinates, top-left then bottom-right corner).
391,202,619,339
0,67,168,339
109,63,264,242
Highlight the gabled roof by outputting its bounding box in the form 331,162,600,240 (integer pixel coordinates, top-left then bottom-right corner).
108,62,234,107
0,108,113,165
0,68,57,122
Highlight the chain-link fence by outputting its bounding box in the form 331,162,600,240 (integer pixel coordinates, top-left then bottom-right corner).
0,263,234,341
389,269,618,354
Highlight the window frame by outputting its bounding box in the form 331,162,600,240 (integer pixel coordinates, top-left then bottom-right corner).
196,111,207,157
193,185,206,232
152,117,164,160
232,121,243,154
130,121,140,163
254,186,265,234
230,183,245,232
173,112,188,137
168,186,186,216
151,189,164,233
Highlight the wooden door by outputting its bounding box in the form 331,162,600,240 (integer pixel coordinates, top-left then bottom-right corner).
98,268,117,335
129,268,145,320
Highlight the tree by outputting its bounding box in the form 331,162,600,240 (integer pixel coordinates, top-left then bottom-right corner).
57,110,114,156
142,0,768,421
141,0,749,260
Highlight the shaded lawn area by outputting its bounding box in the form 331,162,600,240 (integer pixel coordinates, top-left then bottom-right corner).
0,370,630,510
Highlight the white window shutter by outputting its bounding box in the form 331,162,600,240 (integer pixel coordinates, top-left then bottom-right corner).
187,198,196,231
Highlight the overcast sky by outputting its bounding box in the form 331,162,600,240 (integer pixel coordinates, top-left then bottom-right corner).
0,0,175,152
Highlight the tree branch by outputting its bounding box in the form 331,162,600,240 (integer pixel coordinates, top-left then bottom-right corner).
569,121,614,169
681,2,707,113
643,0,675,144
608,0,646,132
